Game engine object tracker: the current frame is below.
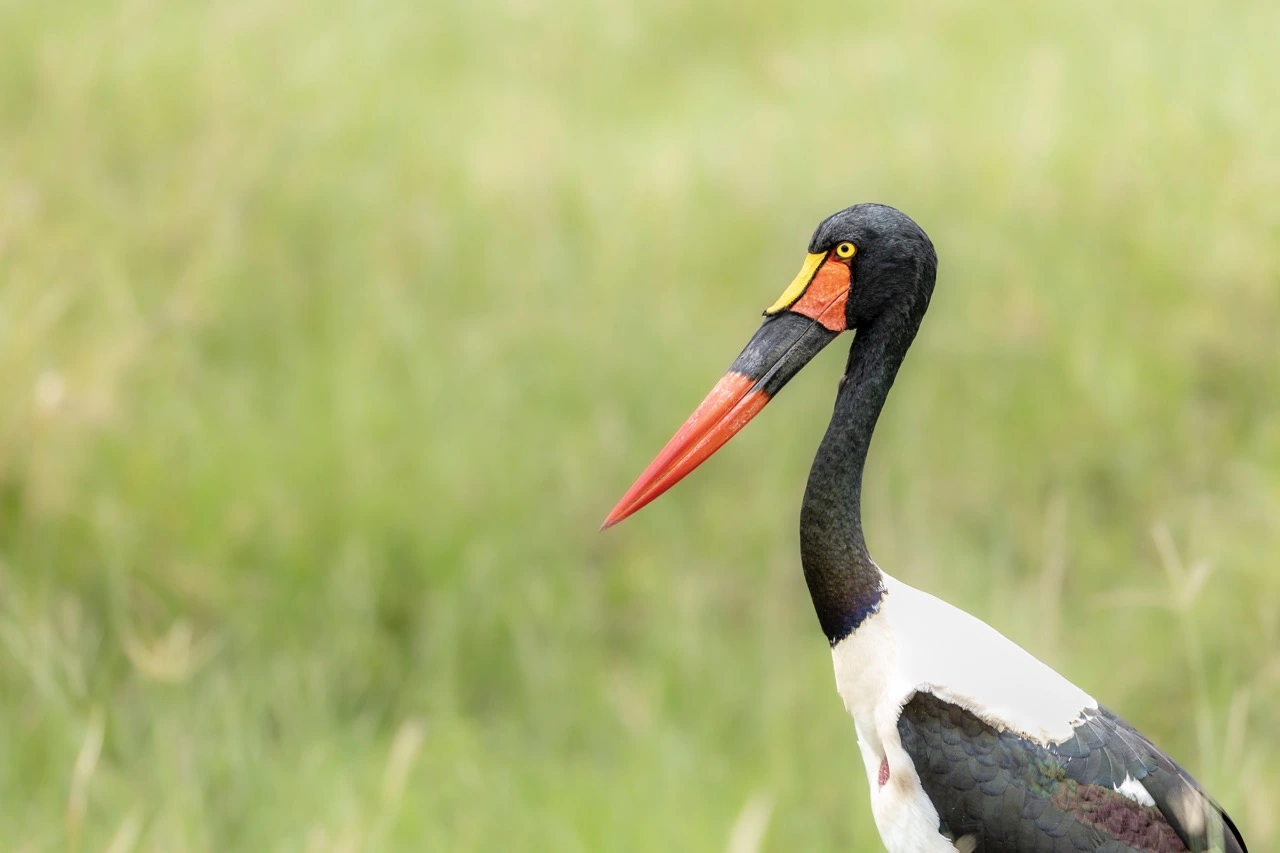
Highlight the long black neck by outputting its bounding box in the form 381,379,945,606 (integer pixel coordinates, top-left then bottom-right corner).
800,309,923,645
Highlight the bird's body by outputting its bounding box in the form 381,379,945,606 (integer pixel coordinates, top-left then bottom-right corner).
833,573,1092,851
603,204,1246,852
834,571,1234,852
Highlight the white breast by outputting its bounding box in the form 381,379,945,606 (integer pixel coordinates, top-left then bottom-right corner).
829,572,1097,853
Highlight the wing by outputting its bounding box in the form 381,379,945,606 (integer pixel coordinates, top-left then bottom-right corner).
897,691,1247,853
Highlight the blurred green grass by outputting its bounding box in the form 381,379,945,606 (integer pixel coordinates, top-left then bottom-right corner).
2,0,1278,849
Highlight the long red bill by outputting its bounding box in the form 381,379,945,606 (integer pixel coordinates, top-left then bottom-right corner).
602,278,845,529
601,372,770,529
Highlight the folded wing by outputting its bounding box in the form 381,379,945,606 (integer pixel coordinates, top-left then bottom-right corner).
897,691,1246,852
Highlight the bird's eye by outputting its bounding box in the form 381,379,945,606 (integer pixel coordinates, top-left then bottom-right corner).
835,242,856,259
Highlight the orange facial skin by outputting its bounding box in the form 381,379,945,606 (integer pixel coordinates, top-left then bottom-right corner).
788,252,852,332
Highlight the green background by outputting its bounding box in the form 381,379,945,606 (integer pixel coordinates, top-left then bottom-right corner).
2,0,1277,849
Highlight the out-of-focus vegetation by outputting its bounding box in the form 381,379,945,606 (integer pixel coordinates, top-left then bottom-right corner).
1,0,1278,849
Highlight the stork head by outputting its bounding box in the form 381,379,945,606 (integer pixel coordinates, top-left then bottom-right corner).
602,204,935,528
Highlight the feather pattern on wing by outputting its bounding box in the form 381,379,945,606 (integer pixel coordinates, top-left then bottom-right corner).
897,692,1247,853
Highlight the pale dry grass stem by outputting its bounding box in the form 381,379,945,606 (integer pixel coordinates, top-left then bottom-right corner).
725,791,774,853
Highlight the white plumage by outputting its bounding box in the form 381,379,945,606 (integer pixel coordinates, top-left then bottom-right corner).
832,570,1098,852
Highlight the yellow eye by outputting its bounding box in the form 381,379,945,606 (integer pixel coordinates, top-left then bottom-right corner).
835,242,856,259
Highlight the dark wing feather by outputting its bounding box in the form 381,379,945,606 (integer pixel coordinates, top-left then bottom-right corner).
1074,707,1246,853
897,692,1247,853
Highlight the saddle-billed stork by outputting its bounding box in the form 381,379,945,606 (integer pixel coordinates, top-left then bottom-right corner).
602,204,1247,852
